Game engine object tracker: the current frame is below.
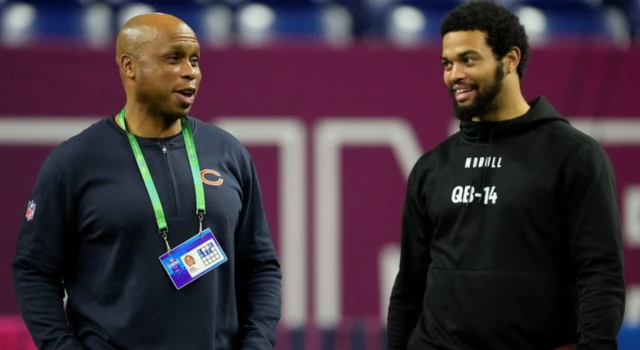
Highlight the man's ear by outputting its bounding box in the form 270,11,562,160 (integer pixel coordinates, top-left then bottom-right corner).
120,54,136,79
504,46,521,74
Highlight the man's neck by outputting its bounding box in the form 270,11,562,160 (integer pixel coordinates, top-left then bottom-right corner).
116,103,182,138
473,88,531,123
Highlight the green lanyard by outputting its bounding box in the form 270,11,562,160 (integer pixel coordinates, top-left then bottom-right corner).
117,108,206,252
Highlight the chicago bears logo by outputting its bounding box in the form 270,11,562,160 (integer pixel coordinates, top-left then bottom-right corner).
200,169,223,186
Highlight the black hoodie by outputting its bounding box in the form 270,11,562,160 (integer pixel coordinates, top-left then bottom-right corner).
387,97,626,350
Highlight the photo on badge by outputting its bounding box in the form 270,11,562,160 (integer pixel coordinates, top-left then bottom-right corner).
159,228,228,290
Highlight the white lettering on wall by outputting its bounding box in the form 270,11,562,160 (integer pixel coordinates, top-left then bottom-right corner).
624,186,640,248
626,286,640,326
213,118,307,329
379,244,401,323
0,116,639,327
313,118,423,328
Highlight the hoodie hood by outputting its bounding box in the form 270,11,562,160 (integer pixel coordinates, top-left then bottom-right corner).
459,96,569,143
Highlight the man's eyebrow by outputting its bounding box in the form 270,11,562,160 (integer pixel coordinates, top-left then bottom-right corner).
442,50,481,61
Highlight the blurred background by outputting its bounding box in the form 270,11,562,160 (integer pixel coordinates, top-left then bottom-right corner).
0,0,639,349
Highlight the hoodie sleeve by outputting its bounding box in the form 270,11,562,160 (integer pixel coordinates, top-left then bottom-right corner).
387,160,433,350
234,149,282,350
562,143,626,350
12,151,83,350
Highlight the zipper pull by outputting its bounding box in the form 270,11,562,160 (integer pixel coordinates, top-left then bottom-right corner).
162,144,167,154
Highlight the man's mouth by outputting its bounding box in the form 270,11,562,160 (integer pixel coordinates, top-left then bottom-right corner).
454,87,476,103
175,88,196,98
174,88,196,105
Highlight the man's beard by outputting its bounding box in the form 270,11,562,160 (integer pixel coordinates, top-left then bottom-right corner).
450,62,505,122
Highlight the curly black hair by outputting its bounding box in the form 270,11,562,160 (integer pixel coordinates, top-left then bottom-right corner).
440,0,530,80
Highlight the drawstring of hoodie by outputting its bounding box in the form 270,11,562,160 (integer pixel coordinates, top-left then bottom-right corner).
466,130,482,207
466,125,495,206
480,127,496,193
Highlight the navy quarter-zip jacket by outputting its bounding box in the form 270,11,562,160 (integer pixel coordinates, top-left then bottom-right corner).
13,115,282,350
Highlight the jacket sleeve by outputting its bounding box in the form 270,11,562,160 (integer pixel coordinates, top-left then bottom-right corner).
234,151,282,350
387,161,433,350
562,143,626,350
12,152,83,350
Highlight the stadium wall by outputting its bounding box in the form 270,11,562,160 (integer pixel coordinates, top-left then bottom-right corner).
0,43,638,349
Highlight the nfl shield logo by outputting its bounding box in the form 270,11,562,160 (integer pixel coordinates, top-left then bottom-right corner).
25,200,36,221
